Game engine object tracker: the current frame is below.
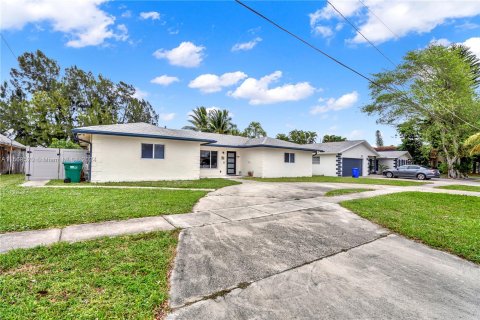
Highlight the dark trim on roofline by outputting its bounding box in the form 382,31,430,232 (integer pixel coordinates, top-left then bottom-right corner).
72,129,217,143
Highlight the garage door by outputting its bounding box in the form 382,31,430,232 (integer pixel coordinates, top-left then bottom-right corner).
342,158,363,177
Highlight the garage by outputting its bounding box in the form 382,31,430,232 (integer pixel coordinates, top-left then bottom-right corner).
342,158,363,177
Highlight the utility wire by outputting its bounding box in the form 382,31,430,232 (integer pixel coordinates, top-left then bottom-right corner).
327,0,397,67
1,33,17,59
357,0,400,40
234,0,480,130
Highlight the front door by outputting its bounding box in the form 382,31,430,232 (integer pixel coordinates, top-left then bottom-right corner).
226,151,236,175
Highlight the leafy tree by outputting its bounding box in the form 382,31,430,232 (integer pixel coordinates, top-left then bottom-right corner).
465,132,480,155
362,44,480,178
276,130,317,144
207,109,235,134
49,138,81,149
0,50,158,147
322,134,346,143
243,121,267,138
397,121,429,165
183,106,209,131
275,133,290,141
375,130,384,147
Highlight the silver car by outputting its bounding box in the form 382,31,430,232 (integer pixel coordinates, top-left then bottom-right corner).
383,165,440,180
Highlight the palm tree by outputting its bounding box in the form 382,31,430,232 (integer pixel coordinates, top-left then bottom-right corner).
183,106,209,131
465,132,480,155
243,121,267,138
207,109,234,134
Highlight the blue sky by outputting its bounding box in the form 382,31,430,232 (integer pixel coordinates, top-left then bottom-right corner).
1,0,480,146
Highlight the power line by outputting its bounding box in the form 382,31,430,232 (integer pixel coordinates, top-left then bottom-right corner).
327,1,397,67
1,33,17,59
234,0,480,130
357,0,400,40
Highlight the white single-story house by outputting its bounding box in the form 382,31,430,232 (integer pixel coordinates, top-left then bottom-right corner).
308,140,380,177
72,123,320,182
375,150,412,170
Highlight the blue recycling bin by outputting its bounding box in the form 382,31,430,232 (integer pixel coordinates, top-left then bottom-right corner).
352,167,360,178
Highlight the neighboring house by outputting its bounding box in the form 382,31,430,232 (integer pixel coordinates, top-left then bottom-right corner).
72,123,320,182
308,140,380,177
0,133,26,174
375,150,413,170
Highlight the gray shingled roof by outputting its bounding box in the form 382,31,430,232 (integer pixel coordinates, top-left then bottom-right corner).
0,133,26,149
377,150,411,159
307,140,378,155
73,123,319,152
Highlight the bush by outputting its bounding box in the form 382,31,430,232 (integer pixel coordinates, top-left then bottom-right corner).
49,138,81,149
438,162,448,174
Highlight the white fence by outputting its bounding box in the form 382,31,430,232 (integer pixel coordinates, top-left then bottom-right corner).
25,147,89,181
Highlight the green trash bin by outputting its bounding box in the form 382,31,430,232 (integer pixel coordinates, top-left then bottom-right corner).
63,161,83,183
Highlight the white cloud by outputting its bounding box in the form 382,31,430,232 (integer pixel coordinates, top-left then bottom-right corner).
153,42,205,67
309,0,480,44
310,91,359,114
229,71,315,105
189,71,247,93
231,37,262,52
140,11,160,20
462,37,480,58
0,0,128,48
133,88,148,100
121,10,132,18
159,113,175,121
151,75,180,86
312,26,334,38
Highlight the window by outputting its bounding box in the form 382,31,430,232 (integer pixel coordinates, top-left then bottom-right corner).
312,156,320,164
141,143,165,159
284,153,295,163
200,150,218,168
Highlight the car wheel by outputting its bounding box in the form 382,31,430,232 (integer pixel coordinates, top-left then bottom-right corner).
386,172,393,178
417,173,426,180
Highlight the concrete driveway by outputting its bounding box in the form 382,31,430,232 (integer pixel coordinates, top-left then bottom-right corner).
168,182,480,320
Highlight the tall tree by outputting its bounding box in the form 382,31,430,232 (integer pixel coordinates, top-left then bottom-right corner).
397,121,429,165
243,121,267,138
362,44,480,178
207,109,235,134
375,130,384,147
183,106,209,131
0,50,158,146
275,133,289,141
322,134,347,143
465,132,480,155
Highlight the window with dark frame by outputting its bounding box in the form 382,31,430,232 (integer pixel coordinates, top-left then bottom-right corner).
312,156,320,164
200,150,218,168
284,152,295,163
141,143,165,159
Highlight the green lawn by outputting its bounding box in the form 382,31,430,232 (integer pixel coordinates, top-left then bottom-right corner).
46,178,240,189
0,231,177,320
246,175,429,186
1,175,207,232
341,192,480,263
436,184,480,192
325,188,374,197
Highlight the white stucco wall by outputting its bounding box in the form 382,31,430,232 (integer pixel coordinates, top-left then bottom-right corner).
312,154,337,176
342,143,377,176
240,148,264,177
90,134,201,182
199,146,244,178
261,148,312,178
378,158,395,170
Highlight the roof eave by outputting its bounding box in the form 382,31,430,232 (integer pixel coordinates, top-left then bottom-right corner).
72,129,217,143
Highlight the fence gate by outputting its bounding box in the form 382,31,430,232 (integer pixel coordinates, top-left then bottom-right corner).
25,147,89,181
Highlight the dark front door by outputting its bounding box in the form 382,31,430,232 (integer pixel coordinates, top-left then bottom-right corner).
226,151,236,175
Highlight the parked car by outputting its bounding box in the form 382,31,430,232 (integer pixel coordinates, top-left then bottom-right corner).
383,165,440,180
